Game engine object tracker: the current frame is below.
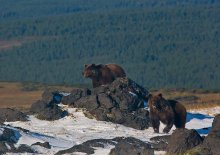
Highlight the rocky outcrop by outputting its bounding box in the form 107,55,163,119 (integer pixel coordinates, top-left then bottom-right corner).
150,135,170,151
30,89,67,121
0,126,35,154
167,128,203,155
56,137,153,155
72,77,150,129
199,114,220,155
32,142,51,149
61,88,91,105
109,137,154,155
0,108,28,124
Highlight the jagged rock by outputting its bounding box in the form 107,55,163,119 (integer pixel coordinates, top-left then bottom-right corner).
55,138,119,155
0,141,9,154
72,77,150,130
30,100,67,120
32,142,51,149
0,127,21,143
0,108,28,124
56,137,153,155
0,126,21,153
109,137,154,155
74,95,99,110
14,144,35,153
167,128,203,155
200,114,220,155
150,135,170,151
30,89,68,121
62,88,91,105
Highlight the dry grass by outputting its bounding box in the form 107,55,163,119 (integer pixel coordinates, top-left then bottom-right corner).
0,82,220,112
0,82,74,112
149,89,220,111
0,82,43,111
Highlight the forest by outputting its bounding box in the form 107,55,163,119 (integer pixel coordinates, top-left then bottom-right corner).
0,0,219,89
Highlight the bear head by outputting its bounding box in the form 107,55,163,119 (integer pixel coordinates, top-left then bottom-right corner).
148,93,170,112
82,64,103,78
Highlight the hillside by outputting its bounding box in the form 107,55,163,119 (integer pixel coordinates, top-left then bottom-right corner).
0,1,220,89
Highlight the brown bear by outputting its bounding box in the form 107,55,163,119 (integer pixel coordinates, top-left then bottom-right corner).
82,63,126,88
148,93,186,133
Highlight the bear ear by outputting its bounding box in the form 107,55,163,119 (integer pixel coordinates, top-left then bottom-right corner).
158,93,162,98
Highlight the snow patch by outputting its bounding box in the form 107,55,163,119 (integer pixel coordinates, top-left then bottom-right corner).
0,127,4,135
4,106,218,154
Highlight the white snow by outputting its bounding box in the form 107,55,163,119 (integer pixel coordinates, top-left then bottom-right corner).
4,105,220,155
0,127,4,135
189,106,220,116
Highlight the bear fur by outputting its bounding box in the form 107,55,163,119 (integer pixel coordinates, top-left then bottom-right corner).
82,63,126,88
148,93,186,133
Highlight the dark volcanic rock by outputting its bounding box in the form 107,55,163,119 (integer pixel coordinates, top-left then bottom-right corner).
0,108,28,124
150,135,170,151
14,144,35,153
62,88,91,105
167,128,203,155
55,138,119,155
30,89,68,121
0,141,9,154
109,137,154,155
0,126,21,153
72,77,150,130
0,127,21,143
200,114,220,155
56,137,153,155
32,142,51,149
30,100,67,120
74,95,99,110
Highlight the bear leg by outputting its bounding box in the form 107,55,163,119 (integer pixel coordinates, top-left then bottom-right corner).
151,115,160,133
163,120,174,133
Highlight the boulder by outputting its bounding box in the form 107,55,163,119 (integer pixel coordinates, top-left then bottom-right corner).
0,142,9,154
167,128,203,155
61,88,91,105
0,126,21,153
0,127,21,143
150,135,170,151
30,89,68,121
200,114,220,155
32,142,51,149
0,108,28,124
109,137,154,155
56,137,153,155
13,144,35,153
55,138,119,155
30,100,67,120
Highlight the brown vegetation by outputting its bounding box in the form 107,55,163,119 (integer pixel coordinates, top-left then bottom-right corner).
0,82,219,112
0,82,73,112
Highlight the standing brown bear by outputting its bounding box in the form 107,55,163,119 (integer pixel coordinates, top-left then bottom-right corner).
148,93,186,133
82,63,126,88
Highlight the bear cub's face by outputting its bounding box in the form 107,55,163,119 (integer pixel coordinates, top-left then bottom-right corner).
148,94,170,112
82,64,97,78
